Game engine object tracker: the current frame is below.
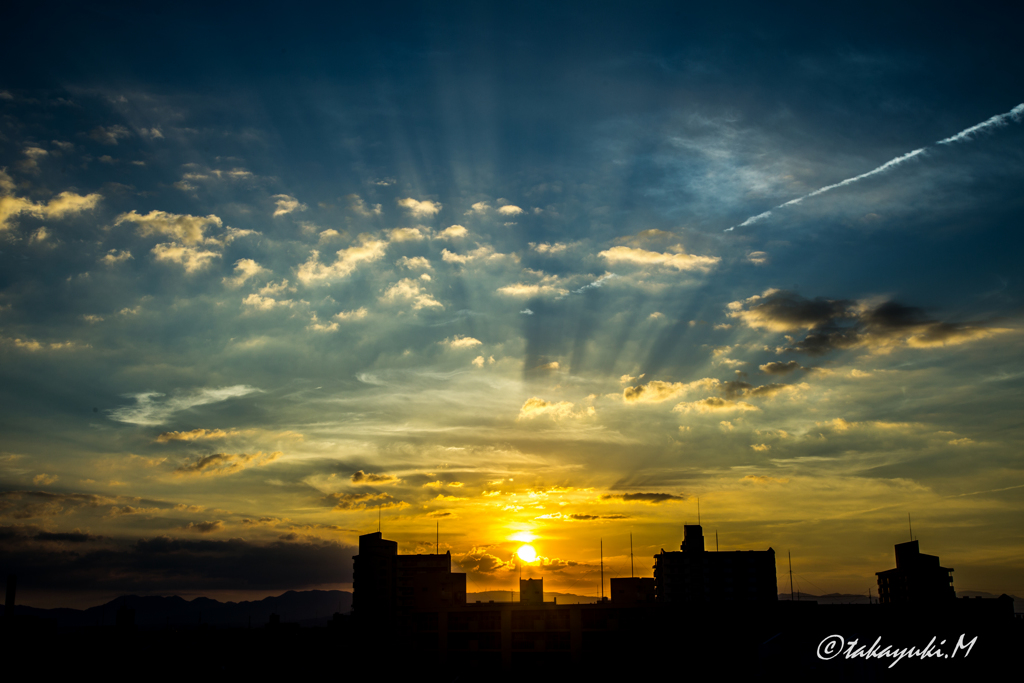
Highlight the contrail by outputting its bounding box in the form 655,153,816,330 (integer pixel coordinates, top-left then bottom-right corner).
725,103,1024,231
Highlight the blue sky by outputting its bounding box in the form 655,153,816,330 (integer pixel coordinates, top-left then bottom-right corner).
1,1,1022,607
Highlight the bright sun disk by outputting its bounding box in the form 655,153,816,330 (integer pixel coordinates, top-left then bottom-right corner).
516,545,537,562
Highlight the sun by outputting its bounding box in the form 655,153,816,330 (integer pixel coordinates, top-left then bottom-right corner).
516,545,538,563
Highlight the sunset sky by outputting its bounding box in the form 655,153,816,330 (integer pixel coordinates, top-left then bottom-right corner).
2,2,1022,608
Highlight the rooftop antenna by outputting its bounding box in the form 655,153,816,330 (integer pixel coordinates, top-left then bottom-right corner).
908,513,914,541
788,551,794,601
378,504,381,532
716,530,719,552
630,533,634,578
600,538,604,600
697,496,700,526
436,521,439,555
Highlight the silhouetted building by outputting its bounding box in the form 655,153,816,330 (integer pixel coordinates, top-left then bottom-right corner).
876,540,954,604
610,577,655,606
397,551,467,612
353,532,398,621
353,532,466,625
520,578,543,604
653,525,776,604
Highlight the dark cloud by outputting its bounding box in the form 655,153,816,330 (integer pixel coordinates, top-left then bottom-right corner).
34,530,101,542
183,520,223,533
731,290,1010,356
0,491,115,519
458,552,510,575
0,529,356,593
600,492,684,504
759,360,803,375
350,470,398,484
567,513,631,520
323,491,395,510
174,451,280,476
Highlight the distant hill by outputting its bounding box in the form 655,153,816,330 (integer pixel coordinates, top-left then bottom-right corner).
778,591,1022,610
1,590,352,629
468,591,601,605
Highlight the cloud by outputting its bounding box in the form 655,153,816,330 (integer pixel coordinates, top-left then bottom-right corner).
242,293,294,310
517,397,591,420
729,290,1013,355
109,385,261,426
598,245,720,272
388,227,425,242
497,281,568,298
33,474,58,486
0,173,102,231
565,513,632,520
347,194,382,216
174,451,281,477
333,307,368,321
151,243,221,272
272,194,307,217
446,335,482,349
623,378,719,403
747,251,769,265
760,360,803,375
529,242,569,254
441,245,507,264
600,492,684,503
156,429,240,443
297,237,388,285
465,201,490,215
457,550,513,574
350,470,399,485
183,520,224,533
223,258,268,288
0,491,116,520
324,491,395,510
497,205,523,215
397,197,441,216
396,256,431,270
0,533,358,593
381,278,443,310
89,125,132,145
672,397,759,414
115,210,222,245
437,224,468,238
101,249,132,265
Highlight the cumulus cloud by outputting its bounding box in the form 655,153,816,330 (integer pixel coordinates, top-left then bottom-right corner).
0,172,102,231
333,307,368,321
151,243,221,272
101,249,132,265
297,237,388,285
242,293,294,310
497,280,568,298
396,256,431,270
109,385,261,426
747,251,769,265
465,201,490,215
437,224,468,238
183,520,224,533
598,245,720,272
223,258,268,287
622,378,719,403
446,335,482,349
729,290,1013,355
497,205,523,215
272,194,307,217
397,197,441,216
441,245,508,264
388,227,425,242
115,210,222,245
174,451,281,477
381,278,443,310
672,397,759,414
